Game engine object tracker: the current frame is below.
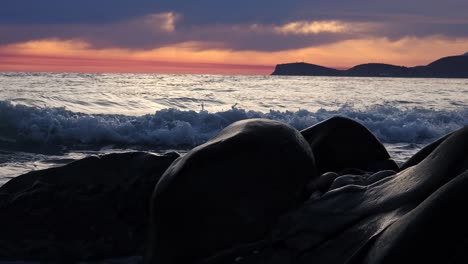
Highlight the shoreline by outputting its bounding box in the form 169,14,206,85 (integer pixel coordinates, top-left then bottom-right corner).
0,142,422,187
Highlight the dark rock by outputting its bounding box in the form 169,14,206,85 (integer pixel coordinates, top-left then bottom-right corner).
400,133,451,170
0,151,179,262
329,174,368,190
3,116,467,264
365,170,396,185
364,170,468,263
329,170,397,191
363,126,468,263
338,168,368,175
202,125,468,264
294,126,468,263
312,172,340,193
146,119,317,264
301,116,399,174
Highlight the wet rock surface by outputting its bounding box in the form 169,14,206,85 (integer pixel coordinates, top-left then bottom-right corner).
201,124,468,264
2,117,468,264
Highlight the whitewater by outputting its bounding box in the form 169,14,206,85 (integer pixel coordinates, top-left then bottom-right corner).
1,72,467,185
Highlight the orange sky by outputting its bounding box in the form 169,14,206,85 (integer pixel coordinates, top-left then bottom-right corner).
0,36,467,75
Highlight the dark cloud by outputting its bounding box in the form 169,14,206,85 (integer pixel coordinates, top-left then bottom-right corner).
4,0,468,25
0,0,164,24
0,1,300,24
1,0,468,51
0,22,359,51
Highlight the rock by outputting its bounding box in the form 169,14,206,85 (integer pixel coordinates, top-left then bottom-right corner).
399,133,451,170
329,170,396,191
202,125,468,264
365,170,396,185
146,119,317,264
0,151,179,262
329,174,368,190
364,169,468,263
286,125,468,263
308,171,339,195
3,116,467,264
301,116,399,174
363,125,468,263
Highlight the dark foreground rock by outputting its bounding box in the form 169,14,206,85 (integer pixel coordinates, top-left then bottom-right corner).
0,151,179,262
301,116,398,174
201,125,468,264
146,119,317,264
2,116,468,264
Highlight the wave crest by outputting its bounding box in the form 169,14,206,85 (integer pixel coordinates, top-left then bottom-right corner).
1,101,466,150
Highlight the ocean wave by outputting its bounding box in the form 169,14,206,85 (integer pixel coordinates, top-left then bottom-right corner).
0,101,466,151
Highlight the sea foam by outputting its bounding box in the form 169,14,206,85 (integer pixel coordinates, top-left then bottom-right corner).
0,100,466,150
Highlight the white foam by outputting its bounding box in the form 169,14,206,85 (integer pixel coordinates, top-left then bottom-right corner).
0,101,467,150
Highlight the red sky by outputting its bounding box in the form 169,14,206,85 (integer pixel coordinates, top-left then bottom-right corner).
0,52,273,75
1,37,466,75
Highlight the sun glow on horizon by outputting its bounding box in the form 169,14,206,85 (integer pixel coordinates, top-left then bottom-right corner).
0,36,467,74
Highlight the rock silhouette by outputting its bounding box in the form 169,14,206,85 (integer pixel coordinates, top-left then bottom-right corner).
301,116,398,175
0,151,179,261
201,122,468,264
1,117,467,264
146,119,317,264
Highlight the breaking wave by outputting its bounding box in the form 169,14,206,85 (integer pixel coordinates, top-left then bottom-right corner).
0,100,466,151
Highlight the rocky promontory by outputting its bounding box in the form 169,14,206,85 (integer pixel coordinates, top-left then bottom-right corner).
272,54,468,78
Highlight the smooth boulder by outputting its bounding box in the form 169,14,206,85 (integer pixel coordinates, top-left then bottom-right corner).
301,116,398,174
146,118,317,264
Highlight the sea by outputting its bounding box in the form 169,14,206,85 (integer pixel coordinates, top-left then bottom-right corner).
1,72,467,186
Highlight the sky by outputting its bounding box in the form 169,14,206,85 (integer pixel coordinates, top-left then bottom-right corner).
0,1,467,74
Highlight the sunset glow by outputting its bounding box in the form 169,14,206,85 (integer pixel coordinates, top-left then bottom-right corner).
1,2,467,74
274,21,348,35
1,36,466,74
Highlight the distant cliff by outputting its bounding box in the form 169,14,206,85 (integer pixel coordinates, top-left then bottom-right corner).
271,54,468,78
